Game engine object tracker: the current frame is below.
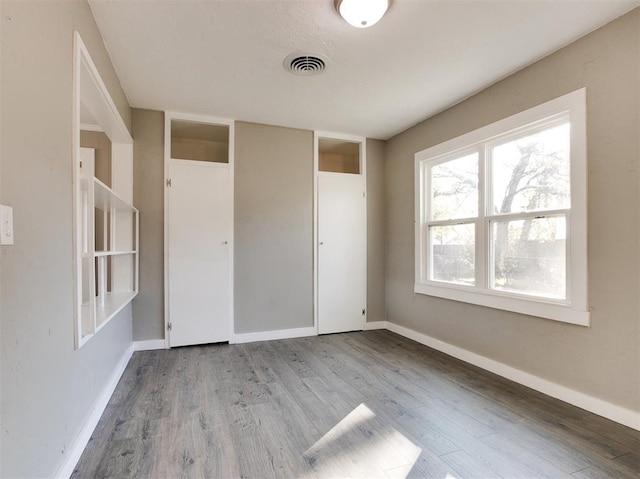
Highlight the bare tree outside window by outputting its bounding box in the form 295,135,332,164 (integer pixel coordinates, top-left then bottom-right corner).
429,154,477,284
491,123,570,298
431,153,478,221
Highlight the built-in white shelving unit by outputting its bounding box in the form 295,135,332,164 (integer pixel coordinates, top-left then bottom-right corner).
73,32,136,349
76,148,138,348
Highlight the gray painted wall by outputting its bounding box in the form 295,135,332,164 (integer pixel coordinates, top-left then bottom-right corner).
80,130,112,186
366,139,386,323
131,118,387,339
385,9,639,412
0,1,133,477
234,122,314,333
132,109,166,341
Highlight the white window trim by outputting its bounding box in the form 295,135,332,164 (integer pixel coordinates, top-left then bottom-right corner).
414,88,589,326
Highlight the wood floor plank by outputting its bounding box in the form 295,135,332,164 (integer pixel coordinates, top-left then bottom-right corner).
366,394,461,457
439,450,503,479
498,419,595,474
479,432,574,478
94,436,153,479
571,465,630,479
72,331,640,479
245,401,315,478
613,451,640,474
303,403,402,478
411,407,545,478
405,448,465,479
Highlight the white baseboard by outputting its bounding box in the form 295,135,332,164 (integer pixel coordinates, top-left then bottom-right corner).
231,326,317,344
134,339,167,351
55,344,134,478
386,321,640,431
364,321,388,330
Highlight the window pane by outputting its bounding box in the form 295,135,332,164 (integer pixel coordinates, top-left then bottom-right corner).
492,216,566,299
430,153,478,221
430,223,475,285
491,123,570,215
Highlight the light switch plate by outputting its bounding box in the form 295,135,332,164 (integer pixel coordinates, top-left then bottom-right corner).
0,204,14,245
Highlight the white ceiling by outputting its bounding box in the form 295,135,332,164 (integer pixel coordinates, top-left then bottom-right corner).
88,0,639,140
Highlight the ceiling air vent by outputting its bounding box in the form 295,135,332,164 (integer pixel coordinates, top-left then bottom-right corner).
284,53,328,76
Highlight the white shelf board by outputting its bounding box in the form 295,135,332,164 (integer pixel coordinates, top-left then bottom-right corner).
94,250,137,257
94,178,137,212
95,291,138,331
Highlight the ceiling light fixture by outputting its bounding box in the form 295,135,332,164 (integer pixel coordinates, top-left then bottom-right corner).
335,0,390,28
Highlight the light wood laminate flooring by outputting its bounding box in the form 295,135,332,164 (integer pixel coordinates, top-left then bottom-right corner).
72,330,639,478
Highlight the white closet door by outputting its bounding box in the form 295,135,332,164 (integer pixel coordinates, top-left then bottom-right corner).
318,173,366,334
167,160,231,347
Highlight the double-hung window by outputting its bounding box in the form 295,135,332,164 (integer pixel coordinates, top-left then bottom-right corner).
415,89,588,325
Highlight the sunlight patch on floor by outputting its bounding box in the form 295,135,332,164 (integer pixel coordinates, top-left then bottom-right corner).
302,403,423,478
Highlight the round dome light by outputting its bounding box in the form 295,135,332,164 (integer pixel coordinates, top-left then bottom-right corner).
336,0,390,28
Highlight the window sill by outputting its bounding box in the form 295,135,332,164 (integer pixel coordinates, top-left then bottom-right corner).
414,282,590,326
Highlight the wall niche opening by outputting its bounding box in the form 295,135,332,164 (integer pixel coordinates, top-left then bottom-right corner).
171,120,229,163
318,138,360,174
